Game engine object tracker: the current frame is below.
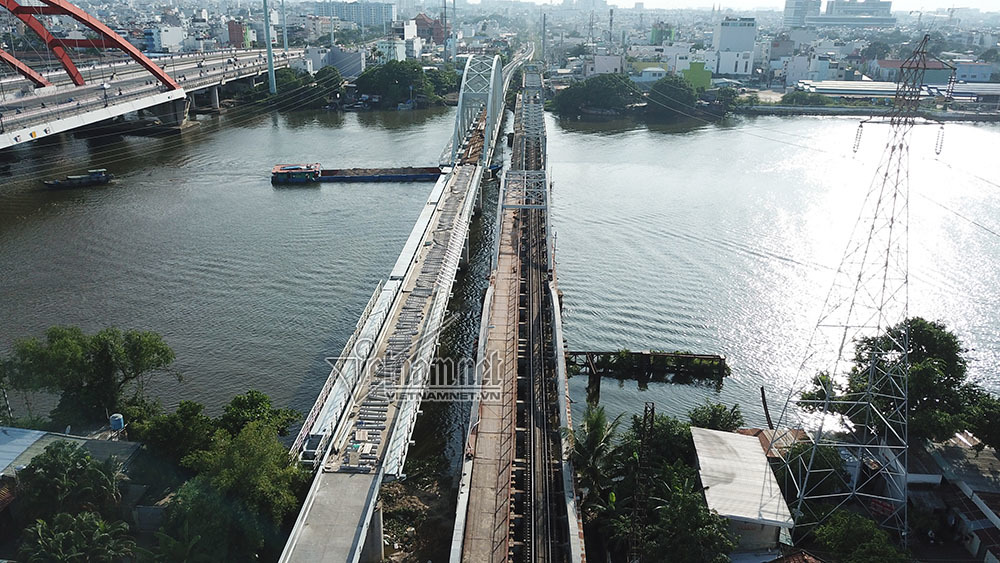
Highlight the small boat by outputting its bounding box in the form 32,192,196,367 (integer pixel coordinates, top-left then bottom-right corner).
43,169,113,188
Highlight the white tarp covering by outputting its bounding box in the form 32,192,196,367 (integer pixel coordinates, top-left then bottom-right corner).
691,426,794,528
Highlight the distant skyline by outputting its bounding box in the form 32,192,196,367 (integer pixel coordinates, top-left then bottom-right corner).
582,0,1000,13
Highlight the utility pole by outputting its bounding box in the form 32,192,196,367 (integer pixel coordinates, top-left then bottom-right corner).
451,0,457,64
281,0,288,52
263,0,277,93
442,0,448,62
541,12,546,63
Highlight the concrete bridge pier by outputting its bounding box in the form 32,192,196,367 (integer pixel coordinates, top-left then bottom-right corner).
359,504,384,563
153,97,190,128
210,86,221,110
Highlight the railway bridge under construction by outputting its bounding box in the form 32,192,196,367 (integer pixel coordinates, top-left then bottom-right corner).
279,50,534,563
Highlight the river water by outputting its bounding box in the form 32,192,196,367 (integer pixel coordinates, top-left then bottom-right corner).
1,109,998,434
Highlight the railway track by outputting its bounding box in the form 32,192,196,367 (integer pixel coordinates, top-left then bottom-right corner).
508,65,567,563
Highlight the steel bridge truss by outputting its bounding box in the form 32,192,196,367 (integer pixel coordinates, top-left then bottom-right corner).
451,54,503,166
0,0,179,89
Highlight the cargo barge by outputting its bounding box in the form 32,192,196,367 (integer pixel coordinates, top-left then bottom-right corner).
271,163,442,184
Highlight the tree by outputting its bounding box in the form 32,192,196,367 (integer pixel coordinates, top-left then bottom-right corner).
16,441,123,522
354,60,436,106
610,461,736,562
848,317,972,444
564,405,622,519
3,326,177,424
164,420,310,559
980,48,998,63
780,91,833,106
18,512,136,563
688,401,744,432
715,87,739,113
775,442,848,503
862,41,891,61
314,64,344,98
552,74,640,115
218,389,299,437
618,412,695,468
132,400,215,463
425,66,458,96
647,74,697,118
182,420,309,525
813,510,908,563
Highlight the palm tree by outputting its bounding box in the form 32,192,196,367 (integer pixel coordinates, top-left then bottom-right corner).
563,404,622,520
18,512,135,563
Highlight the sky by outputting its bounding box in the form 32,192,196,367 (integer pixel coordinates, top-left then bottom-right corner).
637,0,998,13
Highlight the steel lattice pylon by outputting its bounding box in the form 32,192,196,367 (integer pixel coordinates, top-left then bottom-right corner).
771,35,944,543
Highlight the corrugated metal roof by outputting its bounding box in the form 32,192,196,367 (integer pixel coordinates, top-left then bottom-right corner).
0,426,47,475
691,427,794,528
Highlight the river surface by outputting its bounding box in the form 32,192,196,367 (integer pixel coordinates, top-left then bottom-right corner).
2,109,998,434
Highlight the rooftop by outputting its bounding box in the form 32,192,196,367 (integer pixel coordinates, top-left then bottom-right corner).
691,427,794,529
1,426,141,478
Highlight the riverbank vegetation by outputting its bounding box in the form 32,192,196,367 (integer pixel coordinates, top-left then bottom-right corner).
0,326,309,561
551,73,733,122
566,402,740,561
800,317,1000,450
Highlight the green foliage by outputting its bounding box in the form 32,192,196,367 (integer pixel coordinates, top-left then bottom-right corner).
314,64,344,100
619,412,695,468
629,461,736,562
563,405,623,520
2,326,177,425
688,401,744,432
219,389,299,437
552,74,639,115
355,60,436,106
18,512,136,563
182,421,309,526
425,65,459,96
862,41,892,61
775,442,848,502
780,91,833,106
132,400,215,464
162,420,310,559
647,74,697,118
15,441,123,523
813,510,908,563
566,44,588,58
980,48,998,63
744,92,760,107
715,87,739,112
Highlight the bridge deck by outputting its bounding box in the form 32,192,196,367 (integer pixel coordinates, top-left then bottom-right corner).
283,164,482,563
459,195,521,562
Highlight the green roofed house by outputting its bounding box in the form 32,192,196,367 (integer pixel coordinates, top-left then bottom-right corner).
682,61,712,92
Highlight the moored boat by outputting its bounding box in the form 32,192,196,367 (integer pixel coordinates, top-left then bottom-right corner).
43,169,114,188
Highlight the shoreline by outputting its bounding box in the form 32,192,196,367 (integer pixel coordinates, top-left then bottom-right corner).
739,105,1000,122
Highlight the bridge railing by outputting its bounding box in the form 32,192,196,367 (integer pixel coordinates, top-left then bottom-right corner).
291,280,384,460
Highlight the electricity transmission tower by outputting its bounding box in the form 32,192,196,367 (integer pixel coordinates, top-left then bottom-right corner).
775,34,946,543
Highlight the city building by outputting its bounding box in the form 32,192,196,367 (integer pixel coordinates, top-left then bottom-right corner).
226,20,251,49
713,17,756,53
391,19,417,41
805,0,897,27
308,1,397,29
303,44,366,78
955,61,994,82
584,54,625,77
867,58,952,83
375,38,407,64
681,62,712,90
144,25,185,52
630,66,667,84
783,0,821,28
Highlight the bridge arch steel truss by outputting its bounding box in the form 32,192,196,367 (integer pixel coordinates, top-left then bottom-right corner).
0,0,179,89
450,54,503,166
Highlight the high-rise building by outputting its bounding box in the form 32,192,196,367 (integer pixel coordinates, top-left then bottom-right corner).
307,2,397,29
805,0,896,26
713,17,756,53
783,0,821,27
